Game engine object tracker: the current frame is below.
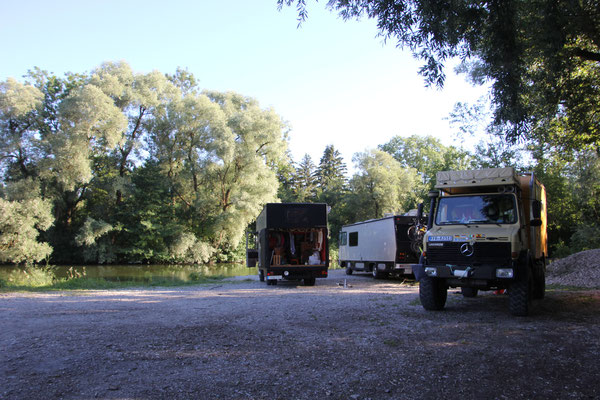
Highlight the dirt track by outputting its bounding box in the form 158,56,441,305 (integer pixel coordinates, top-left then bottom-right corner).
1,269,599,400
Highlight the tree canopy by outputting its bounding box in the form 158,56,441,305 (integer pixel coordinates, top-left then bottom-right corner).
279,0,600,149
0,62,289,264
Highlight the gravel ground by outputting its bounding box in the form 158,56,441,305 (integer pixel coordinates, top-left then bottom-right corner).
547,249,600,288
1,268,599,400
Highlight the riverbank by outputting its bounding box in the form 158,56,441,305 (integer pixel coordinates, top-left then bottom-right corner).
2,269,599,400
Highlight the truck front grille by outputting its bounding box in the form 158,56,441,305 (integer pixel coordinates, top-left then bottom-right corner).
426,242,511,266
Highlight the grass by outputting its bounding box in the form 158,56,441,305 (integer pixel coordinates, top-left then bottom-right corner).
0,267,228,292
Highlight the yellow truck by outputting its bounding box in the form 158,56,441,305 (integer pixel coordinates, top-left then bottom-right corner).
414,167,547,316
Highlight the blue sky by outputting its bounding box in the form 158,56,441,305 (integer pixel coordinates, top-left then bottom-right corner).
1,0,489,168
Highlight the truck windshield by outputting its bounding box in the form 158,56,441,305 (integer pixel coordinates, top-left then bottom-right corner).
436,194,517,225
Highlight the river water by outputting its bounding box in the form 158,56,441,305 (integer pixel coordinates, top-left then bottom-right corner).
0,263,258,285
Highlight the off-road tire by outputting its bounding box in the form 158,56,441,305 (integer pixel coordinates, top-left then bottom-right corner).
461,287,479,298
419,276,447,311
509,275,532,316
533,261,546,300
345,266,353,275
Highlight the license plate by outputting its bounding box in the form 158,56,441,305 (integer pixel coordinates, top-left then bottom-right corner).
429,236,452,242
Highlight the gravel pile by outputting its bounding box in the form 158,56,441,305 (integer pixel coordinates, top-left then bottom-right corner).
547,249,600,288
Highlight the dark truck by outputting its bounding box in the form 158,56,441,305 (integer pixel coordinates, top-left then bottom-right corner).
246,203,329,286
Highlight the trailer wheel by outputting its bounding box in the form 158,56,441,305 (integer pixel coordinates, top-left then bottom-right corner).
304,277,316,286
509,269,532,316
259,270,265,282
461,287,478,298
345,266,353,275
419,276,447,311
372,266,387,279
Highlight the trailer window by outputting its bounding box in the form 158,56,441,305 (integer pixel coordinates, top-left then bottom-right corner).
339,232,348,246
349,232,358,247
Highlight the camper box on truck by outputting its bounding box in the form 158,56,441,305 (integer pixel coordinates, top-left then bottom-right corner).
415,167,547,316
246,203,329,286
339,212,425,278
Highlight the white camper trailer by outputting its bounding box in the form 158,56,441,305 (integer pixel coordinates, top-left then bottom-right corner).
339,214,424,278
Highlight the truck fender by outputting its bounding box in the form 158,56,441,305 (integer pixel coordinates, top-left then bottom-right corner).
413,254,426,282
513,250,532,282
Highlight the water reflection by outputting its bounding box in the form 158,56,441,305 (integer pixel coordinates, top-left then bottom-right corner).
0,263,258,284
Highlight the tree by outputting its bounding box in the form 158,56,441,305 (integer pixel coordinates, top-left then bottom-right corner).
348,149,419,220
315,145,348,245
315,144,347,197
0,78,44,181
293,153,318,202
148,89,288,261
378,134,473,194
279,0,600,149
448,100,527,170
0,180,53,263
88,61,179,205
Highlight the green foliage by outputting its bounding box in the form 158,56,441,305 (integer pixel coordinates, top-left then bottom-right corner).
0,62,289,265
0,180,53,263
379,135,473,199
570,225,600,254
348,149,420,220
315,145,348,245
293,154,318,202
281,0,600,149
315,145,347,196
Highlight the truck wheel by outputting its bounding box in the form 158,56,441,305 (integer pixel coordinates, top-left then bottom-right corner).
304,277,316,286
509,274,532,316
461,287,478,298
419,276,447,311
345,266,353,275
533,261,546,300
259,270,265,282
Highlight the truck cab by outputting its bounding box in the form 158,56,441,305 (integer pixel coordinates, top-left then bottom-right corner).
415,168,547,316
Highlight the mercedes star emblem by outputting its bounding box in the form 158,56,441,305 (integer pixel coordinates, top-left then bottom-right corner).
460,242,474,257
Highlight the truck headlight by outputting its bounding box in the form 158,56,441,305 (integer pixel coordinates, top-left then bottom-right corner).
496,268,514,278
424,267,437,277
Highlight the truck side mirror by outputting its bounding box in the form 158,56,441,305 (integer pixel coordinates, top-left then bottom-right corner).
532,200,542,219
417,203,424,220
530,219,542,227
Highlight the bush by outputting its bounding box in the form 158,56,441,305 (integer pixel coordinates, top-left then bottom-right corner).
551,224,600,258
570,225,600,253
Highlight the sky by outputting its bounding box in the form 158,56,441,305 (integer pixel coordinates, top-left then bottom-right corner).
1,0,489,169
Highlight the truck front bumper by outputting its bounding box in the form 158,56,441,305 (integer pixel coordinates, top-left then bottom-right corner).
413,263,517,283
